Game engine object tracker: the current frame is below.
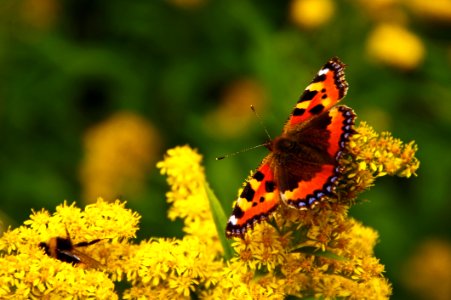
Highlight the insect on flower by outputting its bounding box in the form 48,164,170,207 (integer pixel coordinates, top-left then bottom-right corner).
39,227,105,268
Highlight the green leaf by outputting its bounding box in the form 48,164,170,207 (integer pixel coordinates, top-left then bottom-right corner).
291,246,347,261
204,182,234,260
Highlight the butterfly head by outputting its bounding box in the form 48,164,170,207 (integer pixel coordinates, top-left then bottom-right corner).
271,136,297,153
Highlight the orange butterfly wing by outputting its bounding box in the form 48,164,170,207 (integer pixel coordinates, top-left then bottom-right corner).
226,163,279,238
226,57,355,239
285,57,348,130
277,106,355,209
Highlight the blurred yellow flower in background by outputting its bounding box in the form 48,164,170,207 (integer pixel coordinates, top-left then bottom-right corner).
405,0,451,23
290,0,335,29
204,78,266,138
20,0,59,30
366,23,425,70
80,111,160,203
355,0,398,10
353,0,407,23
168,0,206,9
402,239,451,300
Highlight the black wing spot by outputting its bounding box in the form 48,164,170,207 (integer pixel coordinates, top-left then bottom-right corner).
312,74,326,83
240,184,255,202
231,206,244,218
309,104,325,115
321,94,328,99
265,181,275,193
298,90,318,102
253,171,265,181
293,108,306,116
259,196,265,203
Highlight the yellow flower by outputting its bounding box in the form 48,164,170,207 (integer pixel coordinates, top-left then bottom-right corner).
290,0,335,29
0,199,139,299
0,122,418,298
341,122,419,197
354,0,398,10
366,23,425,70
157,145,223,255
168,0,206,9
80,111,160,202
121,236,223,299
352,0,407,23
343,219,379,256
402,239,451,300
204,78,266,138
215,121,416,299
20,0,59,30
406,0,451,23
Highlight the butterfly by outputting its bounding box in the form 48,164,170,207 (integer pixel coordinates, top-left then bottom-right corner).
226,57,356,238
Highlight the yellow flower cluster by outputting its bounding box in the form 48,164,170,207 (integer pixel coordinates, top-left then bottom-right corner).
157,146,222,255
153,124,418,299
168,0,206,9
204,79,266,138
209,204,390,299
402,239,451,300
366,23,425,70
289,0,431,69
0,122,419,299
406,0,451,23
20,0,59,30
340,121,419,199
290,0,335,29
122,236,223,299
80,111,160,202
352,0,443,70
0,199,140,299
108,146,225,298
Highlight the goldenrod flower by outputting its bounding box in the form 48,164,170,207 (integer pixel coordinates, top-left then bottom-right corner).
290,0,335,29
341,122,419,199
366,23,425,70
121,236,223,299
213,121,417,298
0,199,140,299
0,123,419,298
80,111,160,202
157,145,223,255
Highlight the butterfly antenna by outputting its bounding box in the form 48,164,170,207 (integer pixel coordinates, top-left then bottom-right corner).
250,105,272,141
216,105,273,161
216,143,268,160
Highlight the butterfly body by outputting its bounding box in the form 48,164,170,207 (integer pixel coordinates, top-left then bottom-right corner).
226,57,356,238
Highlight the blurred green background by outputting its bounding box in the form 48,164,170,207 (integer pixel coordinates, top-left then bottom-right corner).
1,0,450,299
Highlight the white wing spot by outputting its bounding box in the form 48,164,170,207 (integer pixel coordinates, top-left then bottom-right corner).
228,215,238,225
318,68,329,76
